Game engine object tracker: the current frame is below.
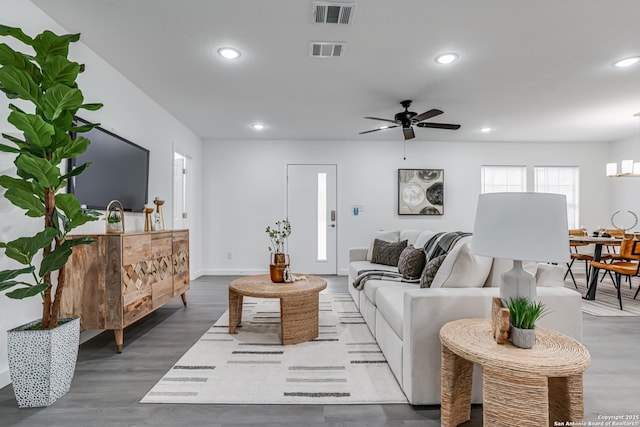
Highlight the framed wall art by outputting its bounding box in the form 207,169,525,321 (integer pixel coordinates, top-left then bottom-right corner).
398,169,444,215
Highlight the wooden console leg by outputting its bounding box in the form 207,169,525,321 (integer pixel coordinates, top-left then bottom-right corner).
114,329,123,353
180,293,187,306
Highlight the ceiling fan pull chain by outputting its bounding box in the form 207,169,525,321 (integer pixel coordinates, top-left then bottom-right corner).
403,139,407,160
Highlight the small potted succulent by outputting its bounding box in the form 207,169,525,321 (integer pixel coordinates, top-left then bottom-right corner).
265,219,291,282
107,211,122,232
506,297,548,349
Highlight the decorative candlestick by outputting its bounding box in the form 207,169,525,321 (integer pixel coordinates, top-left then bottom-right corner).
143,207,155,231
153,197,165,231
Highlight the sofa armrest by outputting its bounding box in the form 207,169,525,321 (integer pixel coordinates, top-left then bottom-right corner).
400,286,582,405
349,247,368,263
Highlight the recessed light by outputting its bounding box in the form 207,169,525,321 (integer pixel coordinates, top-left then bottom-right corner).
218,47,241,59
480,127,492,133
379,125,390,130
435,53,459,64
252,123,265,130
612,56,640,68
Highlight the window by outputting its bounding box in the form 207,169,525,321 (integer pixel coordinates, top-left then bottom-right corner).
480,166,526,193
534,166,579,229
317,172,327,261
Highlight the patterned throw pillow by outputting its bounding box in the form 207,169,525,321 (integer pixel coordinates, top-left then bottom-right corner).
397,244,427,280
371,239,408,266
420,254,446,288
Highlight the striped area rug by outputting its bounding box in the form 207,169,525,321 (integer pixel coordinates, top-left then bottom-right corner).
564,272,640,316
140,292,408,404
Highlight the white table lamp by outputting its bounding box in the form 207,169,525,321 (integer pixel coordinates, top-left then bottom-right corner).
472,192,570,302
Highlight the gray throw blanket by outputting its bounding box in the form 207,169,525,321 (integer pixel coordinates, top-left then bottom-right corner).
352,270,420,290
423,231,471,263
351,231,472,290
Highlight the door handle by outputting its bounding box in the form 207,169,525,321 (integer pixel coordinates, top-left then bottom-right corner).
328,224,336,228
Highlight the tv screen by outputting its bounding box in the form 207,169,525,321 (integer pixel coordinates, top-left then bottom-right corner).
67,118,150,212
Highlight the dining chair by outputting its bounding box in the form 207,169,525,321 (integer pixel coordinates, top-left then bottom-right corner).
590,237,640,310
598,229,628,286
565,229,612,288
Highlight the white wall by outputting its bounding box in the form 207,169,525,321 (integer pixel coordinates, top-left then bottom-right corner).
202,138,610,276
0,0,203,388
608,135,640,230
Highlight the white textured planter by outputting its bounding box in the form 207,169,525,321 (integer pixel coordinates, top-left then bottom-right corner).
510,326,536,349
7,317,80,408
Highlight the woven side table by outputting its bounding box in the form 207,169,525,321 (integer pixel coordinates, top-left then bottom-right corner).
439,318,590,427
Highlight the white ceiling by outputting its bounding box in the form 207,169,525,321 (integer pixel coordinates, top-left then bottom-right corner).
31,0,640,143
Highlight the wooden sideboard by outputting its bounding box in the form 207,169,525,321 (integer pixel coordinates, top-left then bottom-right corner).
61,230,189,352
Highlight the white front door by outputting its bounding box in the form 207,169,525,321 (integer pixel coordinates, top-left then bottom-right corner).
286,164,337,274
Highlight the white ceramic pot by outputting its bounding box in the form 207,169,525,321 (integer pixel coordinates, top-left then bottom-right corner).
7,317,80,408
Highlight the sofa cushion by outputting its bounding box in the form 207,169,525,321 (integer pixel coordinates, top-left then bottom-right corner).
349,261,397,282
535,263,565,287
397,245,426,280
420,254,446,287
367,230,400,261
362,279,418,307
371,239,408,266
431,243,492,288
376,286,406,338
400,229,423,246
414,230,437,250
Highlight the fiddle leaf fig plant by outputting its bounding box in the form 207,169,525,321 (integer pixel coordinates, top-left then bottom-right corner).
0,25,103,329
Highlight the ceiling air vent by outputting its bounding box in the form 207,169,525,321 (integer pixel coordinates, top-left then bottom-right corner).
310,42,345,58
313,2,355,24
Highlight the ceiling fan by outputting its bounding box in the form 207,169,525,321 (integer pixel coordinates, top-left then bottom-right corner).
359,100,461,140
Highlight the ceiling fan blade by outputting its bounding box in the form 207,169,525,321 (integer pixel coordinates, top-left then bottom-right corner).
411,109,443,123
364,116,398,124
416,122,461,130
403,127,415,140
359,125,398,135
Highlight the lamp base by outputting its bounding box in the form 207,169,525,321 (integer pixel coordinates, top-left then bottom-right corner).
500,260,536,303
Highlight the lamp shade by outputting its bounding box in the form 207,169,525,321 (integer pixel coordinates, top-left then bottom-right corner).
472,192,570,263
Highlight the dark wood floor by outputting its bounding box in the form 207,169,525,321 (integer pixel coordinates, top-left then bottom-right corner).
0,275,638,426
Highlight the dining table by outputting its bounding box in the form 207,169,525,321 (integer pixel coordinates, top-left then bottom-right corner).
568,236,621,300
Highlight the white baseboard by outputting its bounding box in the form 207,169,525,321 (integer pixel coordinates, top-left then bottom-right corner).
201,269,348,276
190,270,204,280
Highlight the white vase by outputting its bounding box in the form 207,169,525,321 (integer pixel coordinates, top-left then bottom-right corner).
510,325,536,349
7,317,80,408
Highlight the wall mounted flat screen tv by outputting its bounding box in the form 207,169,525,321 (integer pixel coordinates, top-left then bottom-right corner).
67,117,150,212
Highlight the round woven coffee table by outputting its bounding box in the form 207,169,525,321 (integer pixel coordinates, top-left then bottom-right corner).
439,318,591,427
228,274,327,345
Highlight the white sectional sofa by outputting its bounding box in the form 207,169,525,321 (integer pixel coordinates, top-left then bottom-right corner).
348,229,583,405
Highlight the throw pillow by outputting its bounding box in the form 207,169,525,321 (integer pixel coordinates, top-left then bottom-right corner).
397,244,426,280
367,230,401,261
420,254,446,288
371,239,408,266
430,243,493,288
535,263,565,287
